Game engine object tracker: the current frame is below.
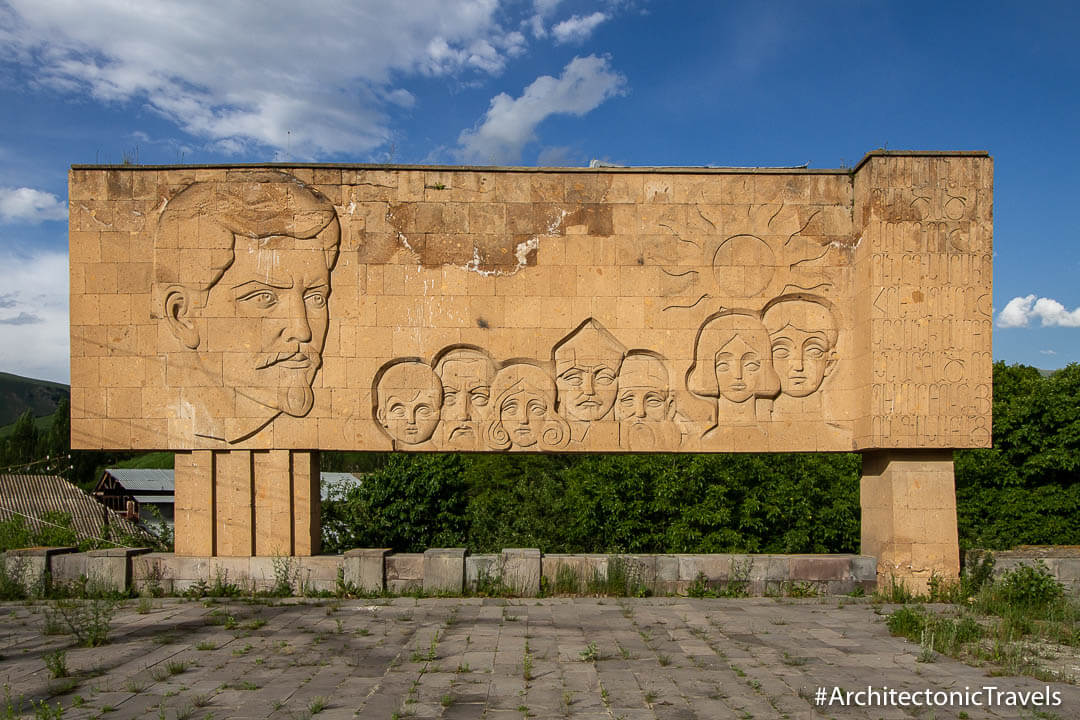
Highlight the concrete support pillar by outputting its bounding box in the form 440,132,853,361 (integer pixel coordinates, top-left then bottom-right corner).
174,449,321,557
860,450,960,594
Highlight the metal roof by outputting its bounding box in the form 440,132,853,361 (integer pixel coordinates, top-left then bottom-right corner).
103,468,175,492
321,473,362,501
101,469,361,502
0,474,145,546
131,495,171,505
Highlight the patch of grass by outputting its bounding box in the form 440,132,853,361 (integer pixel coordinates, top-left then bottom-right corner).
195,641,216,651
554,563,582,595
522,643,533,682
44,598,117,647
657,653,671,666
308,696,327,714
579,642,599,663
43,649,68,679
166,660,191,675
780,652,807,666
687,572,717,599
124,678,147,694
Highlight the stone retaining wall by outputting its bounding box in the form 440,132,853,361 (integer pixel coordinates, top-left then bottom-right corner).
3,547,876,596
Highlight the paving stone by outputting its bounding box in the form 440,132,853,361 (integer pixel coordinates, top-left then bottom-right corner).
1,596,1078,719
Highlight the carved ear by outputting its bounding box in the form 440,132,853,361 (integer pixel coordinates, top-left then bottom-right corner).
164,286,200,349
823,350,838,378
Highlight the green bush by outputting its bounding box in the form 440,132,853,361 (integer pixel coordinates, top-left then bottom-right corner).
996,561,1064,609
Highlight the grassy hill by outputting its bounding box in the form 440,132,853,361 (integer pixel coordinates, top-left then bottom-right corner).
0,371,69,429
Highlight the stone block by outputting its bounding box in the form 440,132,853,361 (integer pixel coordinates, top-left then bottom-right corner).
51,552,89,585
386,553,423,594
86,547,151,594
4,547,76,595
424,548,466,595
296,556,342,593
500,548,541,597
344,548,391,593
132,552,176,595
465,554,498,592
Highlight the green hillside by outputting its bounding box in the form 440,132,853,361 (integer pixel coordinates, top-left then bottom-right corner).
0,371,69,427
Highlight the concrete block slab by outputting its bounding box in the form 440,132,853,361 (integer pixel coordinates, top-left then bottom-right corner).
344,548,391,593
424,548,466,595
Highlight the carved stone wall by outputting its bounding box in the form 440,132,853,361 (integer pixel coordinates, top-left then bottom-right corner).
69,151,992,454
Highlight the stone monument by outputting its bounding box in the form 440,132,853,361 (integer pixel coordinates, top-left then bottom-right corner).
69,151,992,589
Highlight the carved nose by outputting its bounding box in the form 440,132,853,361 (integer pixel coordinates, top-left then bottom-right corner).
793,351,804,372
633,397,647,418
734,364,744,380
582,373,595,395
285,296,312,344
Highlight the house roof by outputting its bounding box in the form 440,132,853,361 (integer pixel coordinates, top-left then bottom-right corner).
99,468,361,502
101,468,174,492
321,473,362,501
0,473,145,546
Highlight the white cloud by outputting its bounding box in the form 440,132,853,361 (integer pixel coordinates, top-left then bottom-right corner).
551,12,609,44
2,0,527,158
526,0,564,37
1040,349,1057,355
457,55,626,164
997,294,1080,328
0,250,69,383
0,187,67,223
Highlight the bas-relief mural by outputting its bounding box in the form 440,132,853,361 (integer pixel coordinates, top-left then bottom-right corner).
95,155,989,453
154,174,340,444
148,171,859,452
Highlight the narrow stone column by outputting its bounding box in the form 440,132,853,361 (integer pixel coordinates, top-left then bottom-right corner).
174,449,321,557
860,450,960,594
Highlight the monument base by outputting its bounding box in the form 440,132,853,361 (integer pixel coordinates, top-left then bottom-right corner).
174,449,320,556
860,450,960,594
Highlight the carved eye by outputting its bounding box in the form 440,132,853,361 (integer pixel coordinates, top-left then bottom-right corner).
305,291,327,309
805,344,826,359
389,404,406,418
595,370,616,386
745,361,761,372
772,346,790,359
560,372,582,387
239,289,277,309
415,404,434,419
715,361,730,372
619,394,635,406
646,393,665,407
443,390,458,406
527,399,546,416
503,399,520,415
470,390,489,407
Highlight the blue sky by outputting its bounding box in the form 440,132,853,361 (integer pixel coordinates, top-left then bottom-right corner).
0,0,1078,383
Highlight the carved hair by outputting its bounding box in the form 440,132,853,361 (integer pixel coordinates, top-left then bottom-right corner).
154,171,339,310
760,294,840,347
485,362,570,451
432,344,497,383
686,310,780,399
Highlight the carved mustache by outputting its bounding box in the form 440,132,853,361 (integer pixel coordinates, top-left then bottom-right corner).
256,349,317,370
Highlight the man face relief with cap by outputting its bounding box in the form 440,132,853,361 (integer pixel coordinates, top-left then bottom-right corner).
553,318,626,422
